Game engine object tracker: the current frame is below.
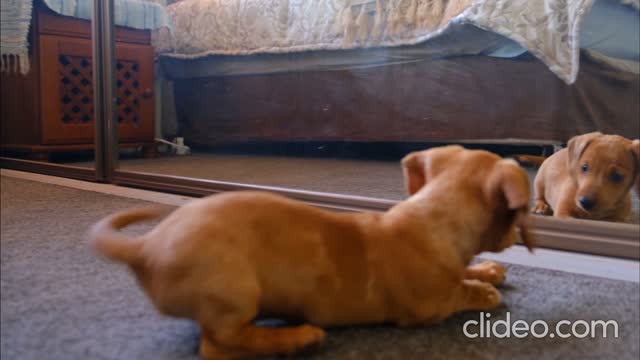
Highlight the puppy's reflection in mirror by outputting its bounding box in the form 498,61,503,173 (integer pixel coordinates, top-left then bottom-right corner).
516,132,640,224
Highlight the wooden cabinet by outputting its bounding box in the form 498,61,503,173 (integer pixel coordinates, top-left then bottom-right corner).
1,1,156,160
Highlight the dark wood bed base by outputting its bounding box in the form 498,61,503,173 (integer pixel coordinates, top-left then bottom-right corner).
171,52,639,147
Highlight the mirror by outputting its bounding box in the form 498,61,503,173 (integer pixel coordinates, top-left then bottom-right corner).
134,0,637,226
122,0,639,225
5,0,637,229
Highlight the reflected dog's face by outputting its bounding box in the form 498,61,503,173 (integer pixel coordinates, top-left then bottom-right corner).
568,132,640,217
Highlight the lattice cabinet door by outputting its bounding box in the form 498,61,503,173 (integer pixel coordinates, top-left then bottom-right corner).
39,35,154,145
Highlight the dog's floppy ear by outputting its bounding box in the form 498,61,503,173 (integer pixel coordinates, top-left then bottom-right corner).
485,159,530,210
485,159,535,252
401,151,427,196
401,146,464,196
631,139,640,196
514,210,536,253
566,132,602,172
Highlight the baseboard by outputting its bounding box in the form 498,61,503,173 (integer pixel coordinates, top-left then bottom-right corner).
1,168,192,206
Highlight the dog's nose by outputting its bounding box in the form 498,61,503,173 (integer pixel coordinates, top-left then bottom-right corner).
578,196,595,211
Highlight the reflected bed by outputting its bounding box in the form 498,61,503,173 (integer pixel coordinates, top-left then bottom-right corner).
156,0,639,146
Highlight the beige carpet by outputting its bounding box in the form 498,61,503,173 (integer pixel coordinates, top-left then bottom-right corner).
2,176,639,360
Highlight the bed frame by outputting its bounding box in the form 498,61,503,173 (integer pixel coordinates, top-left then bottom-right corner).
166,52,639,147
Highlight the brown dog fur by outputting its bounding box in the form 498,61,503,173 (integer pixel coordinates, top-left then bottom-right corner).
529,132,640,222
88,146,535,359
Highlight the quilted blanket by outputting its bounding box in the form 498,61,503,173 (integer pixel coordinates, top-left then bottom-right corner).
160,0,639,84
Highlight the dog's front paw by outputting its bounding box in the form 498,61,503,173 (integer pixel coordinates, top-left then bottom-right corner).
532,199,552,215
465,280,502,310
468,261,506,286
479,283,502,309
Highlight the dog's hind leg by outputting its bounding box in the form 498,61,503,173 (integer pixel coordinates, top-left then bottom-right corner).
201,322,326,359
199,330,230,360
198,285,325,359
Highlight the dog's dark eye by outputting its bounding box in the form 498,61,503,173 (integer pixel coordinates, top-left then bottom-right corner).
581,164,589,173
609,171,624,183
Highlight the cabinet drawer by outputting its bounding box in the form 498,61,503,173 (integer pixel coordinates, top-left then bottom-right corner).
40,35,155,145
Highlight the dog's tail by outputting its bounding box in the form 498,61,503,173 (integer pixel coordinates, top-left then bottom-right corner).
88,206,171,265
512,155,547,167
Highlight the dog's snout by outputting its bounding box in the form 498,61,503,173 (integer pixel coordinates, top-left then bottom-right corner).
578,196,596,211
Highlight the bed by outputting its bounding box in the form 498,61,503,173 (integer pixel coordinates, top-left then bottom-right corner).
154,0,640,146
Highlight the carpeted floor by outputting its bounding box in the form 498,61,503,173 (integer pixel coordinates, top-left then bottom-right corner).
1,176,639,360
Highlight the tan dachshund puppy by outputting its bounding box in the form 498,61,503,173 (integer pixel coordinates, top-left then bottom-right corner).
89,146,534,360
529,132,640,222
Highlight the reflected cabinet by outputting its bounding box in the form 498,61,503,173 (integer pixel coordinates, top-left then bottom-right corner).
0,2,155,161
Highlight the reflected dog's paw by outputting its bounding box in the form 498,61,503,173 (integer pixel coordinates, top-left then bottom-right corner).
532,199,552,215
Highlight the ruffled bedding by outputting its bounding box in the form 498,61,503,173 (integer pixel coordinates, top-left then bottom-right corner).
159,0,583,83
